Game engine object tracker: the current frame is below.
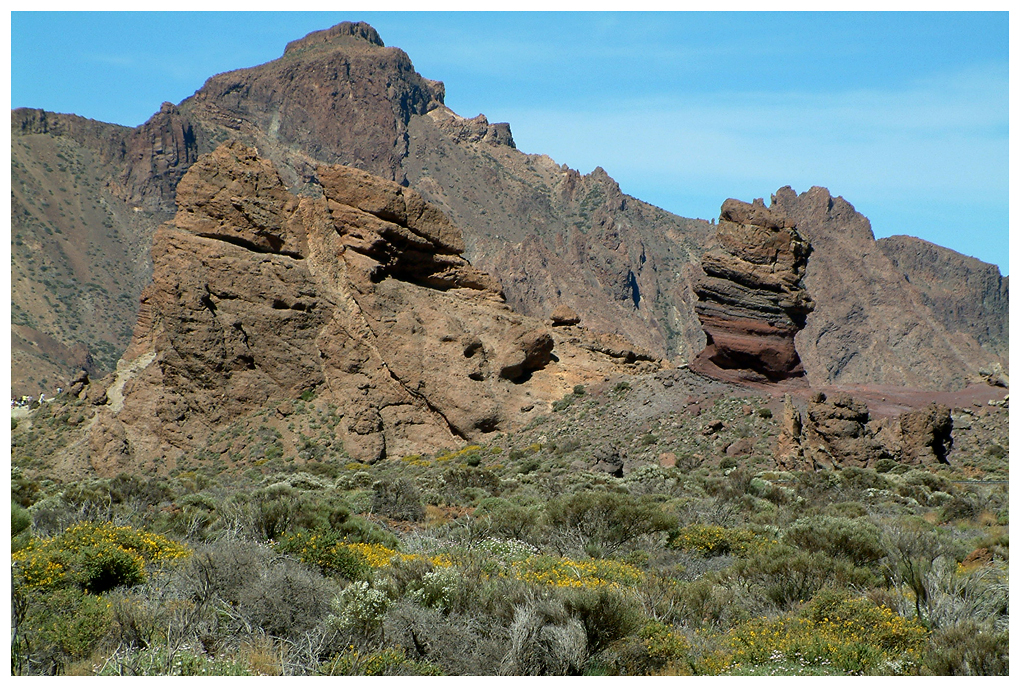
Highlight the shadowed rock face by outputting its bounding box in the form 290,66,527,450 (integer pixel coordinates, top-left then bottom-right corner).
80,142,658,475
691,198,813,383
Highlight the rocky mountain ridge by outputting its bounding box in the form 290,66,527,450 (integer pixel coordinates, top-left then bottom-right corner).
10,21,1007,399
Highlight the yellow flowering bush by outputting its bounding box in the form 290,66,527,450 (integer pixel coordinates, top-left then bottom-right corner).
668,524,772,557
712,592,927,675
12,521,190,594
274,531,369,580
511,555,645,589
276,533,451,579
323,647,442,676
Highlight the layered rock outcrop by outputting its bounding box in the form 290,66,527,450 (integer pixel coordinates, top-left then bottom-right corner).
81,142,658,475
691,198,813,383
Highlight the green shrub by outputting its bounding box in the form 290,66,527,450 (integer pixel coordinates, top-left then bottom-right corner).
275,530,369,581
372,478,425,521
552,395,575,412
564,585,643,655
546,491,676,555
573,385,586,396
323,647,442,676
727,544,878,609
473,498,542,541
783,516,885,566
12,503,32,550
623,621,693,674
920,621,1008,675
17,586,113,672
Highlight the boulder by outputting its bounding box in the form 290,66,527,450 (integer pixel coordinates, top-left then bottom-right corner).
549,305,581,327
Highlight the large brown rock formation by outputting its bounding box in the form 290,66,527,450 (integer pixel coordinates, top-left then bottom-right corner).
79,143,658,476
691,198,813,383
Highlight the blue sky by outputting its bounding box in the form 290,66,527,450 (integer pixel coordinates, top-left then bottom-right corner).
10,11,1010,275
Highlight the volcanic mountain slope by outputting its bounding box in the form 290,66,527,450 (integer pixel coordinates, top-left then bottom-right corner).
62,142,658,477
11,21,1007,397
768,186,1006,390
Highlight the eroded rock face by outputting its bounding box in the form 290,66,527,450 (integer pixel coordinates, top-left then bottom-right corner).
691,198,813,383
82,142,659,475
775,391,953,470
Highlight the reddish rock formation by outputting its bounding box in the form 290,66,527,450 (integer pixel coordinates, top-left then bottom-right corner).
79,143,659,475
691,198,813,383
116,102,199,208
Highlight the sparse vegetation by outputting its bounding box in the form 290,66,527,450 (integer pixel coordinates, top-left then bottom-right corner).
10,398,1008,675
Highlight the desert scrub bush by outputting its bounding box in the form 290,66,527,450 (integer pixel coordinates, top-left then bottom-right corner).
240,558,336,640
667,524,771,557
782,515,885,566
510,555,644,590
94,644,252,676
879,518,968,625
839,467,894,494
405,567,463,611
919,620,1008,675
544,491,676,556
371,477,425,521
441,465,502,503
382,600,510,675
608,620,694,675
916,557,1007,631
551,394,575,412
471,498,543,541
564,584,644,656
13,586,114,674
322,647,442,676
501,599,587,675
12,502,33,552
716,590,926,676
724,543,879,610
328,581,391,638
12,521,190,594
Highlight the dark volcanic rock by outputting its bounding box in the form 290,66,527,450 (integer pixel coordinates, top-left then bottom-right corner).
771,186,1005,390
877,235,1009,359
691,197,814,383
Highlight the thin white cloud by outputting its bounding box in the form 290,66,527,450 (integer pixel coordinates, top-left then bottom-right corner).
498,63,1007,205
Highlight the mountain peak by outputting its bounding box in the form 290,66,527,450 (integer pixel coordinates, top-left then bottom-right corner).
284,21,384,55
